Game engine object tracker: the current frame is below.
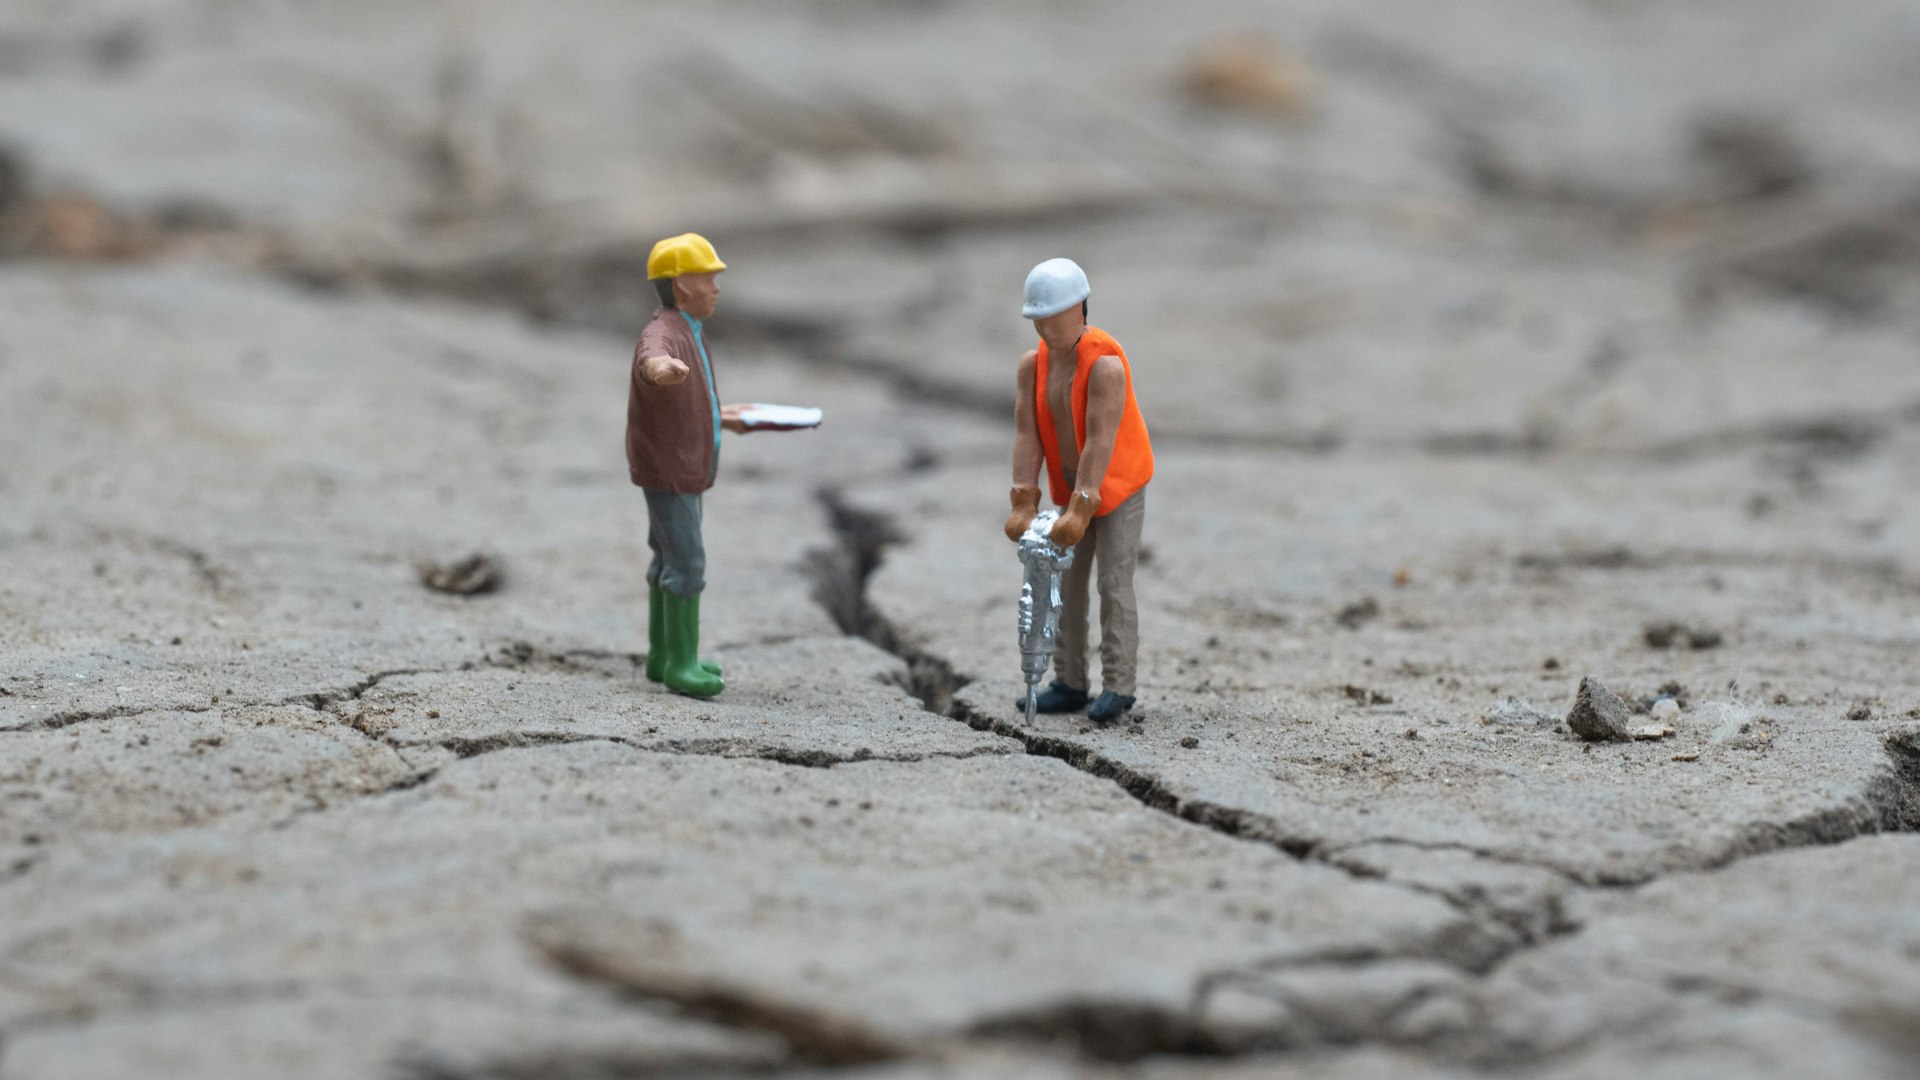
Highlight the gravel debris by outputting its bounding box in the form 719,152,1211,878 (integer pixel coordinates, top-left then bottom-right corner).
1643,621,1723,649
418,553,503,595
1336,597,1381,629
1483,697,1560,729
1567,677,1633,742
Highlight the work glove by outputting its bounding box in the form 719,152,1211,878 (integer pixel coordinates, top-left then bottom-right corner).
1003,485,1041,543
1048,491,1099,548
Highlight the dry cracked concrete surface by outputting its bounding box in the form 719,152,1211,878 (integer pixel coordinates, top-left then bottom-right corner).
3,1,1920,1077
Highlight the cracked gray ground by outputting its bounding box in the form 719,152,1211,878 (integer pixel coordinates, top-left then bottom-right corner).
2,1,1920,1077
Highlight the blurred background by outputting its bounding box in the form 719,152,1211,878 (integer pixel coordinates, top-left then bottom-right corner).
5,6,1920,1077
6,0,1920,455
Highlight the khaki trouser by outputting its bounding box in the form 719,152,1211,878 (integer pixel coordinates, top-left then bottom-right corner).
1054,488,1144,696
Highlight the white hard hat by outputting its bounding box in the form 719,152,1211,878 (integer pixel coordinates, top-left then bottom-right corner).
1022,258,1090,319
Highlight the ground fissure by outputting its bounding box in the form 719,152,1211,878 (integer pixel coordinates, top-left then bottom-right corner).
798,487,1920,1065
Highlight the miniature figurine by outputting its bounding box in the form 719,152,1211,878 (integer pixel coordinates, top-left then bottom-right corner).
628,232,820,698
1003,258,1155,723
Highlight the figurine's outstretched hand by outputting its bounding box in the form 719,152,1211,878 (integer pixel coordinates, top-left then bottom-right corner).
720,403,751,435
1004,485,1041,543
1048,491,1099,547
641,354,690,386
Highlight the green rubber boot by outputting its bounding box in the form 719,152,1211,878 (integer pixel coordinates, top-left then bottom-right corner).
660,590,724,698
647,585,719,683
646,584,666,682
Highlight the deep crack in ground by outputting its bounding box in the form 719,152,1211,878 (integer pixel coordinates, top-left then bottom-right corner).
800,487,1920,1066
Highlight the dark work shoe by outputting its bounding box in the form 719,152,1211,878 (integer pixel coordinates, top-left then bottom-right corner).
1088,691,1136,723
1018,680,1089,714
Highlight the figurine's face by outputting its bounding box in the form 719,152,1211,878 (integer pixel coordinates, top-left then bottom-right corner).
1032,305,1084,350
674,271,721,320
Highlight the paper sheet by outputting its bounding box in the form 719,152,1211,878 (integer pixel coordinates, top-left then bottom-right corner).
736,404,823,430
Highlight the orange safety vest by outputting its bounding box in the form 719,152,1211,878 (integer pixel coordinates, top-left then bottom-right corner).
1034,326,1154,516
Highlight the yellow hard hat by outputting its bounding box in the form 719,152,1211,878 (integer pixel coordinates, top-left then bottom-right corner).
646,232,726,279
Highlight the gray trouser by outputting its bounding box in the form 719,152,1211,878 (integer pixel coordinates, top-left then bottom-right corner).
1055,488,1144,696
644,489,705,598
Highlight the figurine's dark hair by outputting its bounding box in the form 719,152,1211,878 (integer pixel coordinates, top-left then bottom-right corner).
1082,299,1089,319
653,279,676,308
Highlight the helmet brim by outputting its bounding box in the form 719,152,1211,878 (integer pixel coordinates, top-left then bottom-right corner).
1022,295,1084,319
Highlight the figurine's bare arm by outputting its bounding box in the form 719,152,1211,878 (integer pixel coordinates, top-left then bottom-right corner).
1073,356,1126,502
1012,349,1044,488
640,354,690,386
720,403,750,434
1005,349,1043,541
1047,355,1125,547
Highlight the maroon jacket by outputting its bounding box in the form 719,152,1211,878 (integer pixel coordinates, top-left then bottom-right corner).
626,308,717,493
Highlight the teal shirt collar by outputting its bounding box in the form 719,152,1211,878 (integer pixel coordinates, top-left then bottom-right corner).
678,311,722,461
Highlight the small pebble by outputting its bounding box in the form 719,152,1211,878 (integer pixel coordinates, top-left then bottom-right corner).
1179,736,1199,748
1567,677,1632,742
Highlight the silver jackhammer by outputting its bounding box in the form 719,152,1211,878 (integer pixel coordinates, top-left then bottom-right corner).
1016,509,1075,723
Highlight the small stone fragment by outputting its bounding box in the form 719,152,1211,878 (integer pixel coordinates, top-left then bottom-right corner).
1336,596,1380,629
1705,705,1777,749
1650,698,1681,722
1630,722,1676,740
1483,696,1558,729
1644,621,1722,650
1656,679,1691,708
1566,677,1632,742
1342,684,1392,705
1179,35,1315,117
1671,750,1701,762
1179,736,1199,749
418,553,502,595
1686,627,1723,649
